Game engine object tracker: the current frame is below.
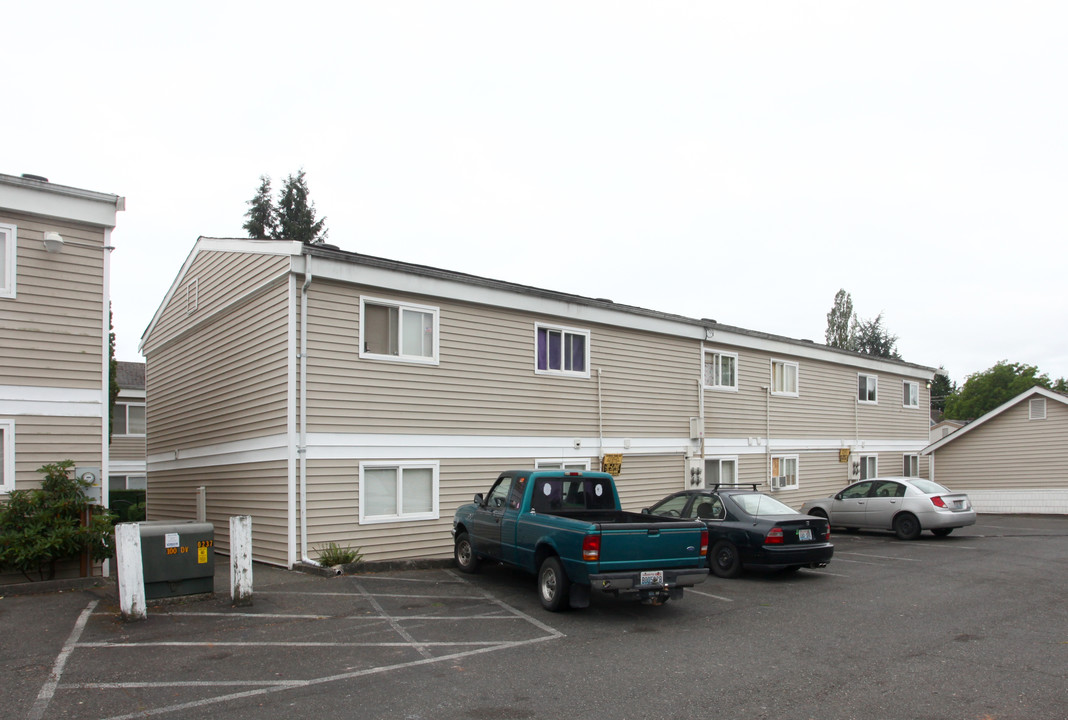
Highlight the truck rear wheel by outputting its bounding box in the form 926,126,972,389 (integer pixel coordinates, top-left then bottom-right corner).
538,556,570,612
454,532,480,573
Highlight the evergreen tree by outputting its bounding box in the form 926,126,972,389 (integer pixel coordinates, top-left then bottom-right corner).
825,289,854,349
243,175,278,239
850,312,900,359
276,169,328,244
929,367,957,418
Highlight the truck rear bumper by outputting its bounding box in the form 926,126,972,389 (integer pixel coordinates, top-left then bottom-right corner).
589,568,709,593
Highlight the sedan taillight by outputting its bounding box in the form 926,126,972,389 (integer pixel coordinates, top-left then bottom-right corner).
931,496,948,508
765,527,784,545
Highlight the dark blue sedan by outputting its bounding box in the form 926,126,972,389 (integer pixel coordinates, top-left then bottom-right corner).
644,485,833,578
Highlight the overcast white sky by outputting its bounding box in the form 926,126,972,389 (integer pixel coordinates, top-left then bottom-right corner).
6,2,1067,385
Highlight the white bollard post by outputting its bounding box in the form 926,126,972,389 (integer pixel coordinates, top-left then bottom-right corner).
230,515,253,606
115,523,147,621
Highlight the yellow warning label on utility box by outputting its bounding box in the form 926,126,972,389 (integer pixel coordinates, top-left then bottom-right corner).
198,546,208,564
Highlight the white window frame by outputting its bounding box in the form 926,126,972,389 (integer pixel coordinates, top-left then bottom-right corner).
359,461,440,524
903,454,919,477
858,373,878,404
534,322,591,379
705,456,739,486
113,402,147,437
770,454,799,491
535,458,591,471
859,455,878,479
0,419,14,493
0,222,16,299
903,381,919,408
359,296,440,366
770,359,799,397
704,350,739,391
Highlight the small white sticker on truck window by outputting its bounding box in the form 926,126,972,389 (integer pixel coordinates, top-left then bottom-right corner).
542,483,552,496
595,484,603,497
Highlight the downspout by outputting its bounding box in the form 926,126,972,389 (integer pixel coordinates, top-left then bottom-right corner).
299,255,316,565
597,368,604,458
763,385,771,486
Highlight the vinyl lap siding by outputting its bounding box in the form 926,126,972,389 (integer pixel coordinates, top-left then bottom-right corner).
143,250,290,353
0,212,105,388
148,462,289,565
147,288,290,451
7,415,102,491
931,400,1068,492
303,281,697,437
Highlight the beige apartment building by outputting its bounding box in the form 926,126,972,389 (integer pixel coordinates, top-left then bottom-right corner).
141,238,936,567
0,173,124,580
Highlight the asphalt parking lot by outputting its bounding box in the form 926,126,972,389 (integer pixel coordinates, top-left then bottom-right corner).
3,514,1066,720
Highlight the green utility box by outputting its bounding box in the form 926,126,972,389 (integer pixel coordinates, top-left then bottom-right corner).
138,520,215,600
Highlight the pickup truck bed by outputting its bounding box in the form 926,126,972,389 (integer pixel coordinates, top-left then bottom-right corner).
453,470,709,611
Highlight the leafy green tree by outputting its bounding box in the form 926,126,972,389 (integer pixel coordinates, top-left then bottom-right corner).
276,169,328,244
0,461,115,581
944,361,1051,420
242,174,278,239
929,367,957,418
108,304,119,443
850,312,900,359
825,289,854,349
1054,377,1068,393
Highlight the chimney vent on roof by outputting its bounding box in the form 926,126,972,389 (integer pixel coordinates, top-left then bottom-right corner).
21,173,49,182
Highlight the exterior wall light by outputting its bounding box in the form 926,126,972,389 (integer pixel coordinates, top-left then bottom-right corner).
43,231,65,253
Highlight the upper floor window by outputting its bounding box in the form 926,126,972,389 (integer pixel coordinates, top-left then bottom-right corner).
858,374,878,404
360,297,439,365
0,223,15,299
535,323,589,378
113,403,146,436
770,360,798,396
0,419,13,493
359,461,439,524
704,351,738,390
903,381,919,408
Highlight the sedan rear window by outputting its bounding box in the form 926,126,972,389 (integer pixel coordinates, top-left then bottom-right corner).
731,493,797,517
909,479,950,495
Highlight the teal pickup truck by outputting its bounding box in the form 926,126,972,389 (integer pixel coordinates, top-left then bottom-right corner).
452,469,709,611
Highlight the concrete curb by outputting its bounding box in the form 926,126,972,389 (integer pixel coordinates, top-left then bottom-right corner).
294,558,454,577
0,575,111,596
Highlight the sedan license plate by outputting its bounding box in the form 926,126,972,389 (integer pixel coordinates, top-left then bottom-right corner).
798,528,813,542
640,571,664,586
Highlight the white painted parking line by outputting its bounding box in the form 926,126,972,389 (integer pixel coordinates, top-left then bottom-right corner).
29,599,97,720
807,569,850,577
689,589,734,602
832,557,881,565
837,552,921,561
55,570,565,720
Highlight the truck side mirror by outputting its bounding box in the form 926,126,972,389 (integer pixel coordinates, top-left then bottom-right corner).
474,493,484,506
640,508,650,515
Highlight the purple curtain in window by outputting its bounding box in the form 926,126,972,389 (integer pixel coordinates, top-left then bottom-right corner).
568,334,585,372
537,328,549,370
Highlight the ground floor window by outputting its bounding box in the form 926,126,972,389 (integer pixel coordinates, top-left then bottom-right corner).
0,419,13,492
705,457,738,486
903,454,919,477
859,455,878,479
770,455,798,490
359,461,439,524
109,474,147,491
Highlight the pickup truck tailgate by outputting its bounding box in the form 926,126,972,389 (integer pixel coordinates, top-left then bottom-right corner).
596,520,706,572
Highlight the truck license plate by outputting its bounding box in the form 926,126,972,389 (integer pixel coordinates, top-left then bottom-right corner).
640,571,664,586
798,528,813,541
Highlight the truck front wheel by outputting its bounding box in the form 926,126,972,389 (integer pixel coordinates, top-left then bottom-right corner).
454,532,480,573
538,556,571,612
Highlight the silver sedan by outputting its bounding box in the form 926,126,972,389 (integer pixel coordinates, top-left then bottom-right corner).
800,477,976,540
